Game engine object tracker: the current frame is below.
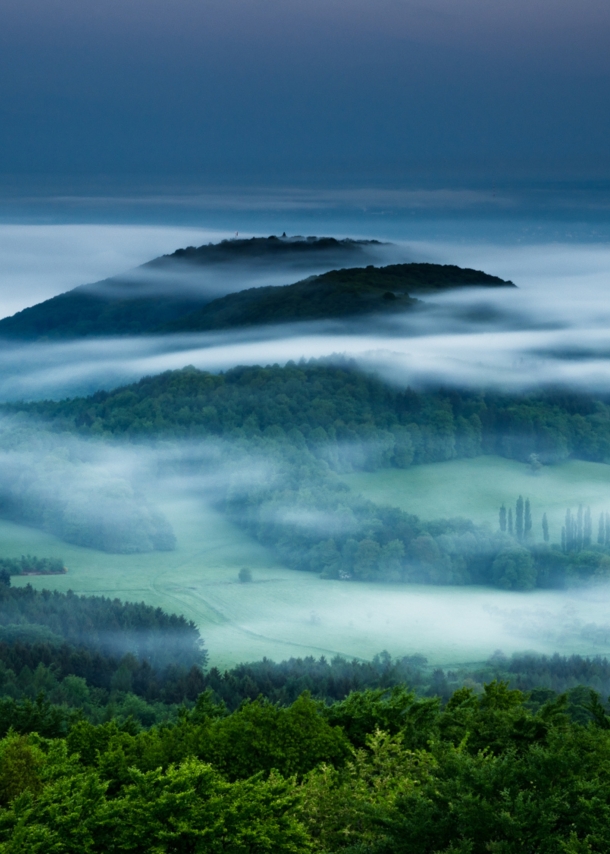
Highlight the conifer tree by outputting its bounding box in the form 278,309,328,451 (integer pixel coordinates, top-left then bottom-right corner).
499,504,507,532
524,498,532,540
565,509,573,551
542,512,549,543
577,504,584,550
516,496,524,541
584,506,592,548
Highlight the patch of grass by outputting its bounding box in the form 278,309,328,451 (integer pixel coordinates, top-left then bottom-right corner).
342,455,610,544
3,487,610,668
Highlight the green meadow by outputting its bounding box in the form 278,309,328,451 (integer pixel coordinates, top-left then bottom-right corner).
5,456,610,669
342,455,610,542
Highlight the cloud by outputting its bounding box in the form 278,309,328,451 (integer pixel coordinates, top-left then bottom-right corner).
0,225,226,318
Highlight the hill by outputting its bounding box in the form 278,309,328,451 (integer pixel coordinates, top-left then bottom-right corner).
161,262,514,332
0,236,381,340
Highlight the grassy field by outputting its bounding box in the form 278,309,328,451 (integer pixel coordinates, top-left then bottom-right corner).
342,455,610,542
5,471,610,668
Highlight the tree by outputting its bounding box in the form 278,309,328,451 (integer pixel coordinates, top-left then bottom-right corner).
565,509,574,551
0,733,43,805
499,505,507,533
508,508,514,536
598,513,605,545
378,540,405,580
491,548,536,590
584,506,592,548
542,512,549,543
515,496,524,541
238,567,252,583
524,498,532,540
353,539,382,580
577,504,584,550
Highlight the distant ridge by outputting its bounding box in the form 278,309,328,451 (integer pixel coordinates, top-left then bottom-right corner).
0,237,514,340
0,236,382,340
160,263,515,332
155,235,383,266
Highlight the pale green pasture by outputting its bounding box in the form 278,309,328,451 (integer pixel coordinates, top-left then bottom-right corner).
6,484,610,668
343,456,610,542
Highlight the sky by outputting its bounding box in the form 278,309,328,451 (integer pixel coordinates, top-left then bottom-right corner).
1,0,610,185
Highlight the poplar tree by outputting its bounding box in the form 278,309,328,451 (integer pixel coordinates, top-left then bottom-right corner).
499,504,507,532
565,509,573,551
516,496,524,541
598,513,605,545
524,498,532,540
584,506,592,548
542,512,549,543
508,508,514,536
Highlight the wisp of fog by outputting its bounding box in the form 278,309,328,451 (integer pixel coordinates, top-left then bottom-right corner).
1,239,610,400
4,228,610,666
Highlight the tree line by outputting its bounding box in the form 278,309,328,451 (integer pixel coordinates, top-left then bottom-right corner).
495,496,610,587
10,360,610,468
0,577,207,728
0,556,65,578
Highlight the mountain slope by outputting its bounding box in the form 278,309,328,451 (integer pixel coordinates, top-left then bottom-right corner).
160,263,515,332
0,236,381,340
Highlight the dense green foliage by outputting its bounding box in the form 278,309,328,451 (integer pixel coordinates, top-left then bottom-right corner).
0,581,205,671
1,679,610,851
0,555,65,577
19,362,610,467
200,650,610,712
0,579,208,727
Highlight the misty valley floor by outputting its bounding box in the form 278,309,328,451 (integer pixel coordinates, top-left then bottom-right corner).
6,454,610,668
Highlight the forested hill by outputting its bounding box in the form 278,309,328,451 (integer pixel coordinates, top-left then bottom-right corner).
155,234,382,266
0,235,382,340
161,262,514,332
0,246,512,340
14,361,605,467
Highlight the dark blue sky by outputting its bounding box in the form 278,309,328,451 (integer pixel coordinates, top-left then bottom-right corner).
1,0,609,184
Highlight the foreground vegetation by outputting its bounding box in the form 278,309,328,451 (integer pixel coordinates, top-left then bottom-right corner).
1,571,609,849
0,571,609,850
2,676,610,851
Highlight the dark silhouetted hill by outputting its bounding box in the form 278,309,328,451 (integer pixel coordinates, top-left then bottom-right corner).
0,234,513,339
161,263,514,332
0,236,382,340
